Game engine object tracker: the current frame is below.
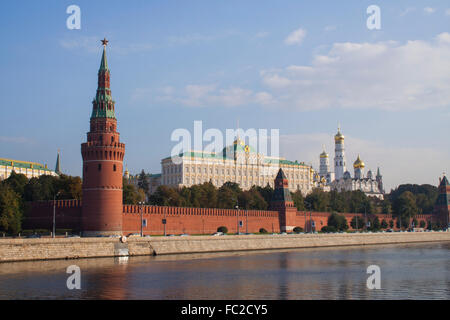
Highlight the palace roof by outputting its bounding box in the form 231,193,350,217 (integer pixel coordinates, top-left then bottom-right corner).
0,158,52,171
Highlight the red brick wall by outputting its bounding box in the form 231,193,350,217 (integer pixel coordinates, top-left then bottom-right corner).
23,200,82,231
122,205,280,235
24,201,432,235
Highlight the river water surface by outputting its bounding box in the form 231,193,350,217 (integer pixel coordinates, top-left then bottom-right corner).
0,242,448,299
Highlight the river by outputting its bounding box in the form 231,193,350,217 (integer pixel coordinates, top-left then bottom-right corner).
0,242,448,299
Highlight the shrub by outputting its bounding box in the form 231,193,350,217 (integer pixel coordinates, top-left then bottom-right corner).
217,226,228,233
259,228,268,234
293,226,303,233
419,220,426,228
327,212,348,231
321,226,337,233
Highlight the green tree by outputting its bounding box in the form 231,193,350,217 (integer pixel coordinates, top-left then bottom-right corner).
327,212,348,231
0,184,22,234
123,178,145,204
291,190,305,211
255,184,274,205
56,174,82,200
381,219,388,229
350,216,364,230
2,171,28,196
382,200,392,214
329,190,346,213
395,191,418,224
305,188,330,212
372,216,381,231
137,170,150,195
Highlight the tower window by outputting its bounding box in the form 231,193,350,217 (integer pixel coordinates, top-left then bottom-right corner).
98,164,102,171
113,164,116,171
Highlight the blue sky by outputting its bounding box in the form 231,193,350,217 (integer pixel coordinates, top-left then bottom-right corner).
0,0,449,191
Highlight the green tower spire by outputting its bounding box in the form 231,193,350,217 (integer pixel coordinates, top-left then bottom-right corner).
91,38,116,119
55,150,61,175
99,38,109,71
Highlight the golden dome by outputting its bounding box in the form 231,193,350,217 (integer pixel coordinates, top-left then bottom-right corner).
353,154,365,168
320,145,328,158
335,129,345,142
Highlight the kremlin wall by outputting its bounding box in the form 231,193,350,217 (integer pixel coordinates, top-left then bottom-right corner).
24,199,432,236
22,40,449,237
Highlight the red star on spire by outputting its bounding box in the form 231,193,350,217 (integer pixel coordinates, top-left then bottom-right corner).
101,38,109,46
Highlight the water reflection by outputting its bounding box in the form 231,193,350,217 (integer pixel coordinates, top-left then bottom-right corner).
0,242,448,300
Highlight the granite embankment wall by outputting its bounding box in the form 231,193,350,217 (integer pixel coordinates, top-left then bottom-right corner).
1,232,449,263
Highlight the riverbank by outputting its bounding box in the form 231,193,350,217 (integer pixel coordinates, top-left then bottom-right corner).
0,232,449,263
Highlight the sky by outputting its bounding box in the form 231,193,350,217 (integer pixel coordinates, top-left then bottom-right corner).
0,0,449,192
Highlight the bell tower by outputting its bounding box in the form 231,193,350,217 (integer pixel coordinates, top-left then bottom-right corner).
81,39,125,236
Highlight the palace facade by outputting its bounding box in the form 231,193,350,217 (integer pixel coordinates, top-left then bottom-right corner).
0,153,60,181
160,138,317,194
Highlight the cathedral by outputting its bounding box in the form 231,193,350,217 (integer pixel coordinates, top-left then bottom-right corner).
319,127,385,199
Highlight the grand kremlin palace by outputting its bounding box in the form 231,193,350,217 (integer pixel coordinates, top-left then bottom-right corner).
0,158,59,180
159,137,320,195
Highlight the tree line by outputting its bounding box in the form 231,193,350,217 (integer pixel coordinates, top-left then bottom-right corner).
0,172,82,234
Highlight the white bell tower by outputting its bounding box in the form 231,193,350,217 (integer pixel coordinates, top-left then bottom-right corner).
334,125,346,180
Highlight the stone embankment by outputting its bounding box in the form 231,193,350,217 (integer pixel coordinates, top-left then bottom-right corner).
0,232,449,263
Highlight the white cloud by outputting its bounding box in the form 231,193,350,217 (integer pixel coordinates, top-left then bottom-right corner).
143,84,273,108
59,36,99,53
279,133,450,191
136,33,450,112
446,8,450,16
324,25,337,32
260,34,450,111
284,28,307,46
424,7,435,14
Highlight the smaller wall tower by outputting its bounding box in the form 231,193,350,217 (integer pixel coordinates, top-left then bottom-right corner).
434,175,450,229
270,168,297,232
